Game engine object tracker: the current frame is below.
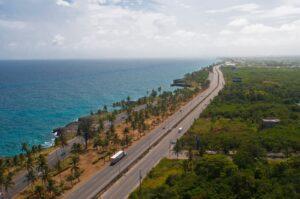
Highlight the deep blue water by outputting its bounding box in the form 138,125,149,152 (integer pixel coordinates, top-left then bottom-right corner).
0,59,213,156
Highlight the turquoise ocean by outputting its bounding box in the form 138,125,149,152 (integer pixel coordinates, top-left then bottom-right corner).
0,59,214,156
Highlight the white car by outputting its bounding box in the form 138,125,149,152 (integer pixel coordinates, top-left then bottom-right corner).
178,127,183,133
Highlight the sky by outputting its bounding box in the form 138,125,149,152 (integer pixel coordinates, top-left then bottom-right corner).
0,0,300,59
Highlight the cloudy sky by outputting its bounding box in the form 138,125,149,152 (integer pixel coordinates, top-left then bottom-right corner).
0,0,300,59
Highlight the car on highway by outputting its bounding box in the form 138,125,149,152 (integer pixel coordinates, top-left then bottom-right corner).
110,150,127,165
178,127,183,133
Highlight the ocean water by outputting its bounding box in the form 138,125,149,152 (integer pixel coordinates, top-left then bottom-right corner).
0,59,213,156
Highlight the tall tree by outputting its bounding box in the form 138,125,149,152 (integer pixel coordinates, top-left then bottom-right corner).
70,155,81,182
25,169,36,188
3,172,14,197
46,178,57,198
173,139,182,159
21,143,30,154
78,117,93,150
34,184,45,199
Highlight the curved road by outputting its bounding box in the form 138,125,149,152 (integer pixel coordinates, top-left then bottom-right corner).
66,65,224,199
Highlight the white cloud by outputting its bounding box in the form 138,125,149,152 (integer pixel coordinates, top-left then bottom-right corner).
260,5,300,18
241,24,276,34
207,3,259,14
219,30,233,35
56,0,73,7
8,42,18,48
52,34,65,45
228,18,249,26
2,0,300,58
240,20,300,34
0,19,26,29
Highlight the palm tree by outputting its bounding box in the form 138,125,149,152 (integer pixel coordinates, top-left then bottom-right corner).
25,154,34,171
25,169,36,188
21,143,30,154
31,145,38,155
41,166,50,186
187,147,194,161
182,160,190,174
0,164,5,197
78,117,93,150
37,155,47,173
36,154,50,186
70,155,80,182
123,127,130,146
46,178,56,198
37,144,42,153
93,136,103,151
73,168,81,183
3,172,14,197
34,184,45,198
98,118,104,132
71,143,82,154
55,160,63,183
59,134,68,149
158,86,162,95
103,105,108,112
173,139,182,159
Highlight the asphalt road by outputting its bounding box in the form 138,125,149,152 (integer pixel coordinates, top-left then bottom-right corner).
101,66,224,199
8,102,147,198
66,65,224,199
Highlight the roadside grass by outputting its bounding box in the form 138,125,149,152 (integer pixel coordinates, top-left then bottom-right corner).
141,158,183,190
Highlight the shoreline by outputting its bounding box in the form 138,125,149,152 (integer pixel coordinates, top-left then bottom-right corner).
0,59,215,158
6,62,217,198
0,61,215,158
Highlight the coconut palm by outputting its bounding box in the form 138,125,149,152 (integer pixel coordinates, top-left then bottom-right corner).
78,117,93,150
93,136,103,151
98,118,104,132
25,154,34,171
54,160,63,185
173,139,182,159
12,155,20,167
59,134,68,149
70,155,80,181
21,143,30,154
37,155,47,173
36,154,50,186
3,172,14,197
34,184,45,198
25,169,36,188
0,163,5,197
71,143,82,154
46,178,56,198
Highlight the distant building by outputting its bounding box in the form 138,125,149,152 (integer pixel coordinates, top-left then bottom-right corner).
232,77,242,83
225,61,236,66
262,118,280,128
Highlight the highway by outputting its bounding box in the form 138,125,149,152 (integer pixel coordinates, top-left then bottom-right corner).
66,65,224,199
8,102,146,198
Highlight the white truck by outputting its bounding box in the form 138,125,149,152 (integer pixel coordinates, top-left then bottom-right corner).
110,150,127,165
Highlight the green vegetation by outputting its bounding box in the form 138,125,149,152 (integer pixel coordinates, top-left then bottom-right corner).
130,60,300,199
131,155,300,199
198,66,300,154
0,64,213,198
